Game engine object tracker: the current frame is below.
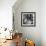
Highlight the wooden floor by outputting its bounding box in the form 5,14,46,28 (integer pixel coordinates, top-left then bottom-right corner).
0,39,16,46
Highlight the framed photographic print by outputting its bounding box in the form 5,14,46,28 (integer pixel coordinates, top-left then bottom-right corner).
21,12,36,27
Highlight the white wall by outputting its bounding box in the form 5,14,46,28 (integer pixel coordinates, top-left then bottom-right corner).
40,0,46,46
13,0,41,46
0,0,16,29
13,0,46,46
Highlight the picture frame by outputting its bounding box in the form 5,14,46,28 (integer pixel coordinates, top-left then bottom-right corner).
13,13,15,31
21,12,36,27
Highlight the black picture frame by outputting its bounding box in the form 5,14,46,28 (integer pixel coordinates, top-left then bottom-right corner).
21,12,36,27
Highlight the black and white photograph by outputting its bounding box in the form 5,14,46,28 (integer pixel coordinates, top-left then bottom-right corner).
21,12,36,27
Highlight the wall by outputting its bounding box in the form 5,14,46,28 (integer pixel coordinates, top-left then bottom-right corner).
13,0,41,46
40,0,46,46
0,0,16,29
0,0,46,46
